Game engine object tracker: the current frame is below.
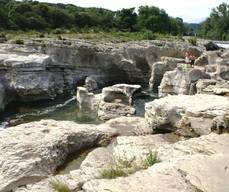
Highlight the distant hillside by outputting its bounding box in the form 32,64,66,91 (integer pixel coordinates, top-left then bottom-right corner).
0,0,188,35
189,23,200,32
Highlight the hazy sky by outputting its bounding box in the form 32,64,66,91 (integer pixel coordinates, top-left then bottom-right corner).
37,0,228,23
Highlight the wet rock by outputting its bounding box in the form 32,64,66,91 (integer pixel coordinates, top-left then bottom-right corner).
0,120,117,192
145,94,229,136
76,87,95,110
204,41,220,51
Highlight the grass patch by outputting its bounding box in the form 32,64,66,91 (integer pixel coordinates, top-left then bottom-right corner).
143,150,161,169
3,30,182,43
100,167,128,179
50,180,71,192
100,151,160,179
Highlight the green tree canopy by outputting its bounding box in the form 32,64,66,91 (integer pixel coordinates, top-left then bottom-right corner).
198,3,229,40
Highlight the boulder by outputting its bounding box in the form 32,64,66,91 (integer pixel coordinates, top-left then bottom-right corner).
98,101,136,121
159,66,210,97
204,41,220,51
194,53,208,66
145,94,229,136
149,57,185,90
196,79,229,96
102,84,141,105
0,120,117,192
76,87,95,110
96,84,141,120
98,116,153,136
85,76,99,91
216,57,229,80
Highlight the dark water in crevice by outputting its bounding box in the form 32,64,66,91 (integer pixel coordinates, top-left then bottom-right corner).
0,88,158,129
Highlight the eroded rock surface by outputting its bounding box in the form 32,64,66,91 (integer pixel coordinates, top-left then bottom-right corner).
145,94,229,136
83,133,229,192
0,120,117,192
0,40,202,111
196,79,229,96
149,57,185,90
159,66,210,97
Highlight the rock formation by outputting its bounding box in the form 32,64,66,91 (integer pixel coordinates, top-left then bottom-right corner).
149,56,185,90
145,94,229,137
0,119,117,192
159,66,210,97
196,79,229,96
0,40,202,112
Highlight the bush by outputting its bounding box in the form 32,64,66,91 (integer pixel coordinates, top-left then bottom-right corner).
50,180,71,192
143,150,160,168
100,167,128,179
14,39,24,45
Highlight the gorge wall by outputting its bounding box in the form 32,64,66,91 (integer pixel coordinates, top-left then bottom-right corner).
0,40,202,111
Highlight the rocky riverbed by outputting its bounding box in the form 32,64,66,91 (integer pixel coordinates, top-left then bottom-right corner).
0,39,228,192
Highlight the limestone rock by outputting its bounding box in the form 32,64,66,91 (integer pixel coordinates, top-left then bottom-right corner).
194,53,208,66
102,84,141,105
149,57,184,90
0,40,203,111
196,79,229,96
76,87,95,110
98,101,136,121
98,116,153,136
159,66,210,97
85,76,99,91
145,94,229,136
83,133,229,192
0,120,117,192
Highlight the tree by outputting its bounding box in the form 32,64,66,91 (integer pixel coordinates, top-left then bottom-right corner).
198,3,229,40
138,6,170,33
115,8,137,32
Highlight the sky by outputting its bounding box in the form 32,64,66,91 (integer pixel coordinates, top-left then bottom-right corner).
37,0,228,23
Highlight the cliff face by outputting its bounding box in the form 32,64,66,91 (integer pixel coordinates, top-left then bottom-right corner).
0,39,201,111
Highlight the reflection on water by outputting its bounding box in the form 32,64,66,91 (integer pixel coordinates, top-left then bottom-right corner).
57,148,94,175
0,88,158,129
0,97,100,129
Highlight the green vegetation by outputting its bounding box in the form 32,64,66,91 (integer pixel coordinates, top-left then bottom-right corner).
14,39,24,45
50,180,71,192
100,151,160,179
198,2,229,40
0,0,190,37
100,167,128,179
143,151,161,168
